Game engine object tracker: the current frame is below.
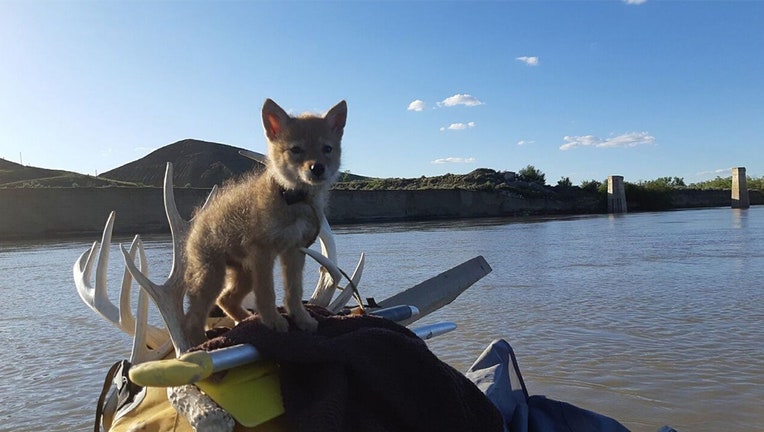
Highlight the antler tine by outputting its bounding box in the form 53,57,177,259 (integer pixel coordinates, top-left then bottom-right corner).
122,243,190,353
126,163,234,427
303,246,342,294
73,212,169,349
121,162,196,354
130,280,174,363
74,211,120,324
119,234,146,324
122,235,172,349
308,216,340,306
203,185,219,208
161,163,218,285
238,148,267,165
124,235,172,364
163,162,191,285
72,218,163,348
327,253,365,313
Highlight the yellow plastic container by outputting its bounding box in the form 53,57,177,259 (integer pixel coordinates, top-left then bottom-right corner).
196,361,285,427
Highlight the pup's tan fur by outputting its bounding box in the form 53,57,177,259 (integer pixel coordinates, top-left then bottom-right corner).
183,99,347,345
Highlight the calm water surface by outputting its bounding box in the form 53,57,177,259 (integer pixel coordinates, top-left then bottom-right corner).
0,207,762,431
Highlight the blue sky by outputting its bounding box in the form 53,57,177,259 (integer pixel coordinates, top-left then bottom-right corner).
1,1,762,185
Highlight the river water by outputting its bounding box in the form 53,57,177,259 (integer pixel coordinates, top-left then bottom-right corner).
0,207,762,431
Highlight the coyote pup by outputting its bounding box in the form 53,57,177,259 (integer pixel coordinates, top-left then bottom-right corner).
183,99,347,345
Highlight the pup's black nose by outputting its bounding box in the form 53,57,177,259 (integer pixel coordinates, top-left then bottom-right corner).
310,163,325,177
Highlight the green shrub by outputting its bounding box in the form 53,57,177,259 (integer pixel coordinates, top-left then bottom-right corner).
624,182,674,210
580,179,602,192
518,165,546,186
688,175,764,191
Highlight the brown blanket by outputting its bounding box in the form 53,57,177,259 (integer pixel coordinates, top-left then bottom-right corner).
200,306,503,432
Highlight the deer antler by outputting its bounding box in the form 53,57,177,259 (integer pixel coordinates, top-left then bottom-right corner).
308,216,341,306
129,266,175,363
327,252,365,313
300,243,366,313
117,163,235,431
121,162,198,354
73,211,170,349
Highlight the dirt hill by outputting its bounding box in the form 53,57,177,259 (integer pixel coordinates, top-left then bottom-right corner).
1,158,73,184
1,139,369,189
99,139,265,188
0,158,130,188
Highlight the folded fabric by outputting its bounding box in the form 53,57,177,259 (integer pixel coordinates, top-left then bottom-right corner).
200,306,504,432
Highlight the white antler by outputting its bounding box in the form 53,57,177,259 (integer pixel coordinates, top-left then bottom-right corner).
73,211,170,349
238,148,267,164
129,262,175,363
119,163,233,430
305,219,366,310
302,243,365,312
121,162,198,354
308,217,341,306
327,252,365,313
304,216,366,311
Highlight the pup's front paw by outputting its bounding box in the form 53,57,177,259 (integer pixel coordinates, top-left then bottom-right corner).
292,312,318,332
261,313,290,332
184,315,208,347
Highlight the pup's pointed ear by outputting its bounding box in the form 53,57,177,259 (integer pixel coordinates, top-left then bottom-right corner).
262,99,290,140
324,100,347,134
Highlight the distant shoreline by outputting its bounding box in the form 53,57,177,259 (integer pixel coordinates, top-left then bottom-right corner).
1,187,760,241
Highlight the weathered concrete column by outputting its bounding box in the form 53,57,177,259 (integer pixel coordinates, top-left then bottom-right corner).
608,175,627,213
732,167,750,209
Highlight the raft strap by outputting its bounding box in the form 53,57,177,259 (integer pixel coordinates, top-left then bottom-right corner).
94,360,143,432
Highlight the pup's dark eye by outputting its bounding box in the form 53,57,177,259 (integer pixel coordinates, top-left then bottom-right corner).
322,145,333,154
289,146,303,155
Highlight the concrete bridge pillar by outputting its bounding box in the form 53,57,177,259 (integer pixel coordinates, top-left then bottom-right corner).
732,167,750,209
608,175,627,213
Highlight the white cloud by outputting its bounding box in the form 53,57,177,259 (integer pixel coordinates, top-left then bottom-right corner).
407,99,426,112
624,0,647,5
516,56,539,66
437,94,484,107
440,122,476,131
516,140,535,146
431,157,477,164
559,132,656,151
696,168,732,177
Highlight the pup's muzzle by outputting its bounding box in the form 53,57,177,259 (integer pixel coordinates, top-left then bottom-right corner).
310,163,325,178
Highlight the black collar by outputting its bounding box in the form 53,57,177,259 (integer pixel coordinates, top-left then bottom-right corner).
281,188,309,205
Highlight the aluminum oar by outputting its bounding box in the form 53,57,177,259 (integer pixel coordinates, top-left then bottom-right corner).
369,305,420,322
129,321,456,387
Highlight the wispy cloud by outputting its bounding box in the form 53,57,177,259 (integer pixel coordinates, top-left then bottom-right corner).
695,168,732,177
407,99,426,112
559,132,655,151
516,140,535,146
623,0,647,5
431,157,477,164
437,94,484,108
516,56,539,66
440,122,476,131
